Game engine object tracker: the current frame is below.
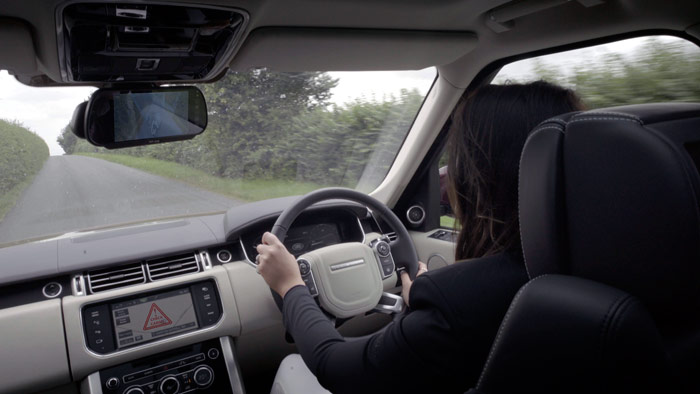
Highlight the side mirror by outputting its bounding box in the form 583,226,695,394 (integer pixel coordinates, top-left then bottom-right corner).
83,86,207,149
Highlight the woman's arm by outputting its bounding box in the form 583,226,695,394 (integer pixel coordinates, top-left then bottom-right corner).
257,232,466,393
282,279,464,394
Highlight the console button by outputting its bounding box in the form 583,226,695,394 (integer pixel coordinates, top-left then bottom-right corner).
207,348,220,360
159,376,180,394
193,366,214,387
105,377,120,390
82,304,114,353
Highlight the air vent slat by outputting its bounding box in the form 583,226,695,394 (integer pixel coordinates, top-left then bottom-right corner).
386,232,398,242
146,252,201,281
89,271,145,283
87,262,145,293
148,262,197,273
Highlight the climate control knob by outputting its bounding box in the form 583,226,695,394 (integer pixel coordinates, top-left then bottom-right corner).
159,376,180,394
124,388,145,394
193,365,214,387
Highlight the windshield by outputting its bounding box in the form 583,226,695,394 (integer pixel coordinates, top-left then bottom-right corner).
0,68,435,246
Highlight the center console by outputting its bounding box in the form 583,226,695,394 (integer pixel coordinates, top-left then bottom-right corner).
82,337,244,394
82,280,222,354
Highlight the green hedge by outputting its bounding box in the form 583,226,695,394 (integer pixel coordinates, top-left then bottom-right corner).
0,120,49,220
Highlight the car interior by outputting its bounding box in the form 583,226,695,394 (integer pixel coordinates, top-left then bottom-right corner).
0,0,699,393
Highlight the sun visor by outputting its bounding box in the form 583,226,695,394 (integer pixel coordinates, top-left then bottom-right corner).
0,19,37,75
229,27,477,71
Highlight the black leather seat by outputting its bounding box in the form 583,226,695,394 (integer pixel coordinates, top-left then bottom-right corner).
469,103,700,394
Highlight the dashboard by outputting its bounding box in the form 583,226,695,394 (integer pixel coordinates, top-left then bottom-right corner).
0,198,393,394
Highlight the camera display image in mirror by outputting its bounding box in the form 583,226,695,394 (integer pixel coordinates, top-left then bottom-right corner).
114,91,202,142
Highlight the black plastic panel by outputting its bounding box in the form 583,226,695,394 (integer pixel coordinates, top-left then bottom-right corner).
99,338,234,394
82,280,222,354
60,3,246,82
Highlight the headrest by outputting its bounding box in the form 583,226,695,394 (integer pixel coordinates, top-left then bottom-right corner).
519,103,700,321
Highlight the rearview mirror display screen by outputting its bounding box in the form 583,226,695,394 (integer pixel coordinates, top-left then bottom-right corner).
111,287,199,349
114,91,203,142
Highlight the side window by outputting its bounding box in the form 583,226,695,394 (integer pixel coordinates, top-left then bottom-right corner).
493,36,700,108
436,35,700,229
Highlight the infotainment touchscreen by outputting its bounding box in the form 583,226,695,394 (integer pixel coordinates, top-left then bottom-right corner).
111,287,199,349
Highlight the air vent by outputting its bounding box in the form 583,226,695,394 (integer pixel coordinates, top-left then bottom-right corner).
146,252,201,281
87,263,146,293
385,232,398,242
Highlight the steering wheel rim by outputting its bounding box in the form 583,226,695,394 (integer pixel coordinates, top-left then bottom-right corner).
268,187,420,312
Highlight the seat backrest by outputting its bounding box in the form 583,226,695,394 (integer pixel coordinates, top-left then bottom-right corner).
471,103,700,394
469,275,667,394
519,103,700,324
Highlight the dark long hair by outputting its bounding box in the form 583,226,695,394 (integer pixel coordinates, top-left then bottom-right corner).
447,81,583,260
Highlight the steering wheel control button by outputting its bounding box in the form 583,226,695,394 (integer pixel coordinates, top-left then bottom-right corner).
298,259,311,276
42,282,62,298
159,376,180,394
375,241,391,257
193,365,215,387
105,377,120,390
207,348,220,360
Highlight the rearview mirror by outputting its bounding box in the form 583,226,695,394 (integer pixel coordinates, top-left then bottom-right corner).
84,86,207,149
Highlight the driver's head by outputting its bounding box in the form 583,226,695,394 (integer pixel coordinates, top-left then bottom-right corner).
447,81,583,260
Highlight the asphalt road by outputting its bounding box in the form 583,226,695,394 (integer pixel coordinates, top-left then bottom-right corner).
0,155,242,245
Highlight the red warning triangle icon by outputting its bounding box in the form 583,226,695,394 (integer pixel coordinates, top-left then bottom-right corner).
143,303,173,330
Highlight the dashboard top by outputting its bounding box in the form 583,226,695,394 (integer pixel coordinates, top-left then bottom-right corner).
0,196,372,287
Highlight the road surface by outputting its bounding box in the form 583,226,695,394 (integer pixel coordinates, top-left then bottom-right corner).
0,155,242,245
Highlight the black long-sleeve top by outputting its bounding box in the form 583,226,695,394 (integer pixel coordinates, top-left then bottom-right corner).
282,252,529,394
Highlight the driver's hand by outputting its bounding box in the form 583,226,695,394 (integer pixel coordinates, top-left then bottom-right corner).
256,232,305,298
400,261,428,307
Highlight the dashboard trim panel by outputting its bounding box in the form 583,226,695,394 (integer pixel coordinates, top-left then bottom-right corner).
63,266,241,380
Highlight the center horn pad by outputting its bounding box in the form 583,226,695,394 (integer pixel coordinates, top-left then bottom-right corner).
301,242,383,318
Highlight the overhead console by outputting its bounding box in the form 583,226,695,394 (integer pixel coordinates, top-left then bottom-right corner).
57,3,248,83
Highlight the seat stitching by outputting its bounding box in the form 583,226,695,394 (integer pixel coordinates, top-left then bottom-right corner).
476,275,550,388
582,111,643,122
569,117,642,125
517,126,563,279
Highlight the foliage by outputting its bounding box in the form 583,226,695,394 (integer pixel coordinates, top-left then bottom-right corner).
76,152,321,202
0,120,49,220
59,69,425,195
497,37,700,109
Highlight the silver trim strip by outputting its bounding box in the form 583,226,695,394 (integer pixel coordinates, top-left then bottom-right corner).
81,371,104,394
200,251,214,270
373,292,405,314
72,274,86,296
330,259,365,271
239,238,258,269
220,336,246,394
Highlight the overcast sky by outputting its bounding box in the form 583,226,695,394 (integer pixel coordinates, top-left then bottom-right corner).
0,35,690,156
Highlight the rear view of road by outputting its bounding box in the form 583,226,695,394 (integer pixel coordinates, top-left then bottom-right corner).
0,155,242,245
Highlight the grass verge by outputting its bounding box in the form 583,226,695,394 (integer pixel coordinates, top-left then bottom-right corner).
0,174,38,221
76,152,323,202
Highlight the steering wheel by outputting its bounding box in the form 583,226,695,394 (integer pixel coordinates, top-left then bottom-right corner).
260,187,420,319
